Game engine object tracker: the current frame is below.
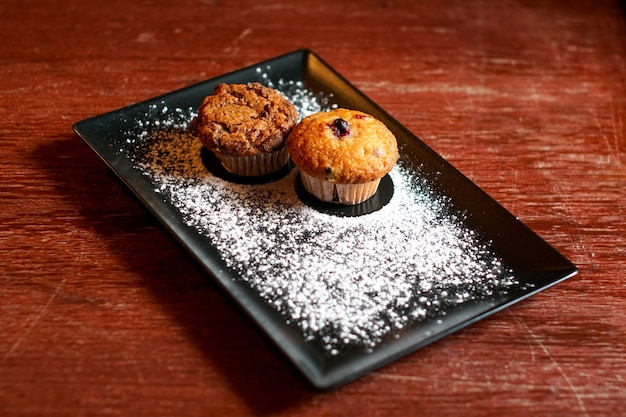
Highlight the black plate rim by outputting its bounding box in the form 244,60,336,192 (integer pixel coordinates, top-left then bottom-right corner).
73,49,578,390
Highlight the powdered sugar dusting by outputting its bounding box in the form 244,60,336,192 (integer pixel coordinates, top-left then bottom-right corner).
126,72,519,354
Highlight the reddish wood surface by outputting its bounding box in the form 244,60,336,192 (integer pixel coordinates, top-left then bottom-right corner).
1,0,625,415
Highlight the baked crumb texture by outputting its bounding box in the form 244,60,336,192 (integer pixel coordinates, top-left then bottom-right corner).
287,109,398,184
191,82,298,157
287,108,398,204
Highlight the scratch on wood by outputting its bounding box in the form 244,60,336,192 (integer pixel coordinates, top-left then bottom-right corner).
237,28,252,41
1,276,66,364
373,372,429,383
1,239,82,364
512,312,537,362
514,314,590,417
360,80,499,97
598,104,623,166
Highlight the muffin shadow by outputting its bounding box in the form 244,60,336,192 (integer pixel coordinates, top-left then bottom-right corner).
294,173,394,217
201,147,294,185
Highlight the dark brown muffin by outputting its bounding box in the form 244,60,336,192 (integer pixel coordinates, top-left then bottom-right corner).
190,82,297,176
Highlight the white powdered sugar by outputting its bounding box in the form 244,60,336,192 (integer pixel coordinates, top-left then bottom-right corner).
127,73,518,354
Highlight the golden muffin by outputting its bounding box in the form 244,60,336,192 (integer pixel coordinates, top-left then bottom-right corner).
287,108,398,205
190,82,297,176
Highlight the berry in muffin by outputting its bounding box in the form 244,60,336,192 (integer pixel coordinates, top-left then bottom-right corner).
287,108,398,205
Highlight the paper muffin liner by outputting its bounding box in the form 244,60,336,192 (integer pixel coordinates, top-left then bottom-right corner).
300,171,381,205
216,147,289,176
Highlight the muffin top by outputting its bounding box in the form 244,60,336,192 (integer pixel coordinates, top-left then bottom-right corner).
190,82,297,156
287,109,398,184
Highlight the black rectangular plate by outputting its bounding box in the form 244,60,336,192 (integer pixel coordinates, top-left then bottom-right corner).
74,49,577,389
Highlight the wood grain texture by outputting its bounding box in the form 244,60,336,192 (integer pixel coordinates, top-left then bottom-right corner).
1,0,624,415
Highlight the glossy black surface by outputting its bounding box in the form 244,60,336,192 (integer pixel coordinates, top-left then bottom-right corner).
74,50,577,389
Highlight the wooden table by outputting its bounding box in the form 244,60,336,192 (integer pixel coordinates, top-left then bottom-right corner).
2,0,624,415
